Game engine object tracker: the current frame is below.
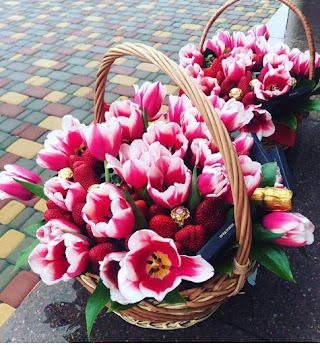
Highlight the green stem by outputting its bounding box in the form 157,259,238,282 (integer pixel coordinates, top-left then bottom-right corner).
104,160,110,183
142,109,149,132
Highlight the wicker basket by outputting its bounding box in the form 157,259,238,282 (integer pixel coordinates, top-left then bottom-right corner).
76,42,254,330
197,0,316,149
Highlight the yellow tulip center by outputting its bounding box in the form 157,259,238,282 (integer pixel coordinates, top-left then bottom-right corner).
146,251,171,279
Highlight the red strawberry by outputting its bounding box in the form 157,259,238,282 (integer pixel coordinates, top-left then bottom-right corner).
44,208,72,222
220,77,237,95
210,58,223,76
148,204,167,219
149,215,178,239
252,54,264,71
174,241,186,255
134,200,149,220
82,150,102,171
68,154,83,169
203,67,215,78
242,91,259,106
195,198,226,234
89,242,120,273
245,70,253,81
46,199,59,209
72,202,86,228
86,224,109,244
216,70,225,85
237,76,251,97
73,163,101,191
175,225,206,253
130,193,139,201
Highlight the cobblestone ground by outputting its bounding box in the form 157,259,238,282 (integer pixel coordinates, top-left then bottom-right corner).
0,0,280,327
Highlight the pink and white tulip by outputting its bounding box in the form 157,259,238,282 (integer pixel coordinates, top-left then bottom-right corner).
0,164,42,201
37,115,85,171
147,156,192,209
180,107,210,142
106,140,171,189
44,177,86,212
166,94,193,125
232,132,254,155
133,81,166,121
247,24,270,40
263,52,293,71
253,66,292,101
198,163,229,198
82,183,135,239
241,105,275,140
80,118,122,161
100,251,128,304
179,43,204,67
143,122,188,158
105,100,144,142
117,230,214,303
222,56,246,81
36,219,82,244
28,233,90,285
262,212,315,247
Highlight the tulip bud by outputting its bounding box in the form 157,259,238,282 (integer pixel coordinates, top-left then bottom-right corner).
262,212,315,247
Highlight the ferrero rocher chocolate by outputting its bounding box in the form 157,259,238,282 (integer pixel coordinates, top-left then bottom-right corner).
291,77,297,88
229,88,243,100
170,206,191,227
249,79,259,90
58,167,73,180
87,184,101,192
250,187,293,211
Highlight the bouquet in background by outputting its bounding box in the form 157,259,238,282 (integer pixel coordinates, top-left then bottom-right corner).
179,24,320,147
0,80,315,337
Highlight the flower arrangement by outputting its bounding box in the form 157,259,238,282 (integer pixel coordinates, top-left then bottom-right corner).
178,24,320,147
0,69,315,336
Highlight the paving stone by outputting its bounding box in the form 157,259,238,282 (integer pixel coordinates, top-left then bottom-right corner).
0,230,25,259
6,237,37,270
8,208,37,233
22,112,47,125
0,136,18,151
41,103,73,117
0,260,9,275
26,99,50,111
0,118,23,133
6,138,43,159
0,153,20,170
0,92,29,105
0,265,20,293
38,116,62,130
23,86,51,99
0,225,10,238
0,303,15,327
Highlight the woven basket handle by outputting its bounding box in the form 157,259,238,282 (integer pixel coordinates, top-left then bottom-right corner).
94,42,252,271
198,0,315,80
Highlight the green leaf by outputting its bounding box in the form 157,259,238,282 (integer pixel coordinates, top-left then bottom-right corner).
251,242,295,282
161,288,186,304
13,178,48,200
259,162,277,188
252,223,284,242
106,301,137,313
121,189,148,230
226,207,234,220
14,239,39,271
274,114,297,131
215,257,233,276
23,219,46,237
299,99,320,112
186,166,201,215
85,280,111,340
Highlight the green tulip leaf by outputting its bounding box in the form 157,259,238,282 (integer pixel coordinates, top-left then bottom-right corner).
161,288,186,304
106,301,137,313
251,242,295,282
23,219,46,237
252,223,284,242
259,162,277,188
85,280,111,340
187,166,201,215
14,239,39,271
13,178,48,200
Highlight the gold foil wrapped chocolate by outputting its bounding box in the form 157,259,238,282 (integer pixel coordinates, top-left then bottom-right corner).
58,167,73,180
170,206,191,227
291,77,297,88
229,88,243,100
250,187,293,211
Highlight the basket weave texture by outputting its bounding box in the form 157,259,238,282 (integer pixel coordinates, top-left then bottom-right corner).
76,42,253,329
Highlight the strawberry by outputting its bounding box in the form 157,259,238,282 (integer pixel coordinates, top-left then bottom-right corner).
195,198,226,234
216,70,225,85
89,242,120,273
242,91,259,106
175,225,206,253
237,76,251,97
148,204,167,219
46,199,59,209
86,224,109,244
72,202,86,228
149,215,178,239
82,149,102,171
210,58,223,76
134,200,149,220
174,241,186,255
252,54,264,71
245,70,253,81
44,208,72,222
220,77,237,95
73,163,101,191
203,67,215,78
130,193,140,201
68,154,83,169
